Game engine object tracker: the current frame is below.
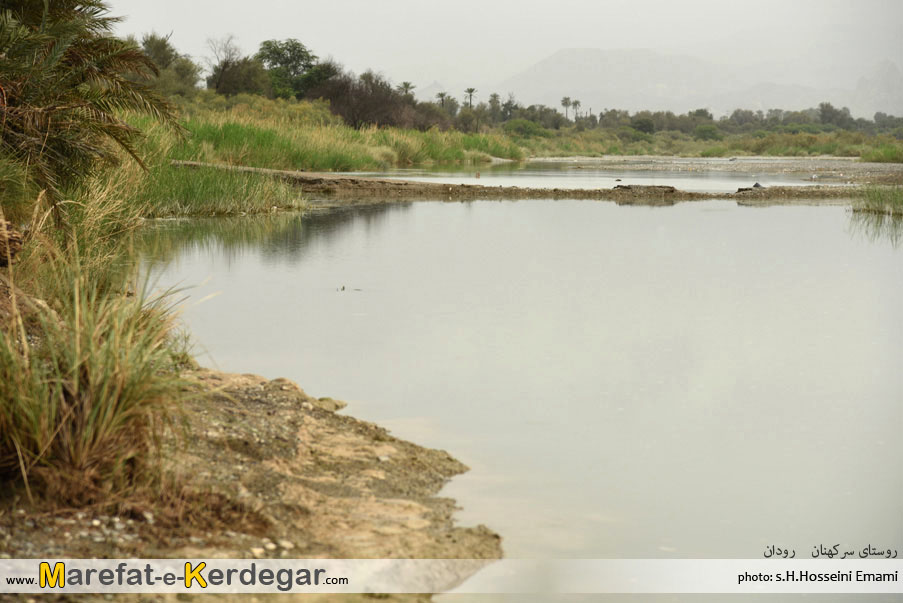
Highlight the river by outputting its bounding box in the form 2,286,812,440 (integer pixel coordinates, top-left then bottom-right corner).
142,181,902,599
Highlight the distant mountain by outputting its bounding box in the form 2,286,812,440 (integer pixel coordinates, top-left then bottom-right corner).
495,48,903,118
851,60,903,117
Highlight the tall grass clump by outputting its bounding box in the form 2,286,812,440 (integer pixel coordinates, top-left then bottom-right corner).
1,191,186,503
0,261,183,503
856,185,903,215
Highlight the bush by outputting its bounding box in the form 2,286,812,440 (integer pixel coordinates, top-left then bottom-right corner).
503,118,549,138
693,124,723,141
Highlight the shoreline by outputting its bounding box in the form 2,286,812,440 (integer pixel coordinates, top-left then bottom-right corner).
0,370,501,600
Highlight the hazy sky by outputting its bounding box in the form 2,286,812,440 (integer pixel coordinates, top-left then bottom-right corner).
110,0,902,97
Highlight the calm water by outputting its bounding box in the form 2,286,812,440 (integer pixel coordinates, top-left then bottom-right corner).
144,196,902,592
348,160,823,193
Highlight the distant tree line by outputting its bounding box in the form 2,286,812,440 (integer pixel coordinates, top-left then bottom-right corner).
134,34,903,139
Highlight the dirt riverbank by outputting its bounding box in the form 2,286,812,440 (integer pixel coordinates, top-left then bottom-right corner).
0,369,500,602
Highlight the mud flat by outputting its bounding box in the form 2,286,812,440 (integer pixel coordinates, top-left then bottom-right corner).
172,159,876,207
0,370,500,602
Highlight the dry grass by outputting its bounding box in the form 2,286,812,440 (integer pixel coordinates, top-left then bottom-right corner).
0,186,188,505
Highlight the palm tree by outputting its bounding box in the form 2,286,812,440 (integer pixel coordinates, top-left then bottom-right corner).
464,87,476,108
436,91,448,107
0,1,181,219
572,99,581,119
396,81,415,98
561,96,571,119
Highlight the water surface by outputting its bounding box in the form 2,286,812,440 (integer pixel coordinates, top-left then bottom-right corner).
144,199,902,571
348,160,822,193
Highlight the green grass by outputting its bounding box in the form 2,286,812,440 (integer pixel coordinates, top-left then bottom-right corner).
857,185,903,215
155,97,524,176
860,143,903,163
83,119,305,218
133,164,305,217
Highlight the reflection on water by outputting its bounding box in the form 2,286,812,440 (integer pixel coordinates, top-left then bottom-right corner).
848,211,903,248
139,204,413,267
143,200,902,595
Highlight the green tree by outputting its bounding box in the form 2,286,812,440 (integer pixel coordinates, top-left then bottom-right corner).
255,38,316,99
488,93,502,123
631,116,655,134
436,91,449,107
501,94,519,121
0,0,180,213
297,59,340,96
561,96,571,119
693,124,722,140
140,31,180,68
571,99,581,119
818,101,854,129
396,81,415,102
206,36,270,96
464,87,476,107
136,32,200,96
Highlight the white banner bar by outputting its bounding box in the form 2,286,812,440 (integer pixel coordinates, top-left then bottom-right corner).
1,559,900,594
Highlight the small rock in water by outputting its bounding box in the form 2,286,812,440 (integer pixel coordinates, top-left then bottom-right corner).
752,182,764,188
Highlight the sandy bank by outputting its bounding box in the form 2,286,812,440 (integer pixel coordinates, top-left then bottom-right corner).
0,369,499,601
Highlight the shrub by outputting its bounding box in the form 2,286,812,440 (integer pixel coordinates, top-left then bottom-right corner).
693,124,723,141
503,118,549,138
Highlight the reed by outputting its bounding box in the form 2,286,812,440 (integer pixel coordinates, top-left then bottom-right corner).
856,185,903,215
